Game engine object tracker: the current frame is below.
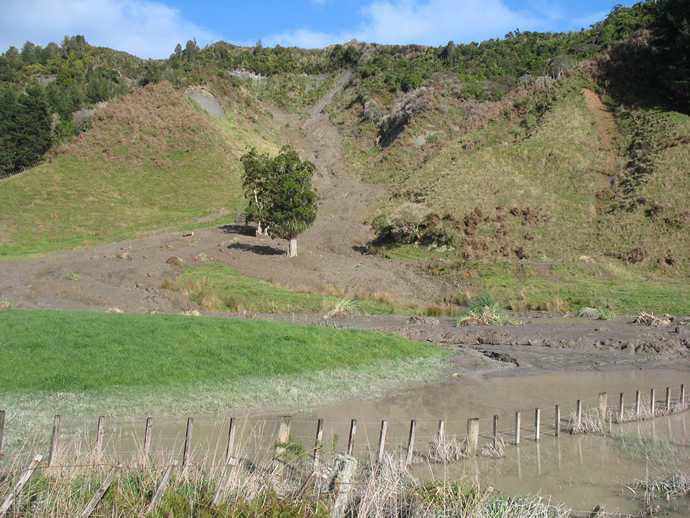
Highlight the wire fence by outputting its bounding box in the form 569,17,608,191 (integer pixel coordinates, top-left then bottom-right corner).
0,382,687,517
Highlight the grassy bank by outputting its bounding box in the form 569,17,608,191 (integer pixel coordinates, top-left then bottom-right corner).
168,262,416,315
0,310,452,432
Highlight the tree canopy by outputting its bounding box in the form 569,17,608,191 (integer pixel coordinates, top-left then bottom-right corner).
240,146,318,257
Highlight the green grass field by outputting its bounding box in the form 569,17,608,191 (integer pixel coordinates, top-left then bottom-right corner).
0,310,452,426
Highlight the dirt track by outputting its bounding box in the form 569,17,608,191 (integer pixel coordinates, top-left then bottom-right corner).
1,77,689,378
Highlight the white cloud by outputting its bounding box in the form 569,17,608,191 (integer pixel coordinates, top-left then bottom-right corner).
0,0,222,59
264,0,542,49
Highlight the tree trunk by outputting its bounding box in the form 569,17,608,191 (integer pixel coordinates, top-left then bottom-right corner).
256,221,268,237
287,237,297,258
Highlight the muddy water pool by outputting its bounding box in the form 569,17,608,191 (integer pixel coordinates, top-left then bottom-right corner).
51,368,689,515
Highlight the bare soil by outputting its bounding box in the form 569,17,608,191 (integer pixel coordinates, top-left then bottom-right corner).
1,78,688,379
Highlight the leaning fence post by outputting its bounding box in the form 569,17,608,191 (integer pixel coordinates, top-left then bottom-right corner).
225,417,237,465
376,420,388,464
147,461,178,514
142,417,153,466
0,454,43,517
437,420,445,442
405,420,416,466
182,417,193,471
467,418,480,456
347,419,357,456
514,412,521,445
48,415,61,467
79,463,122,518
95,416,105,463
313,418,324,469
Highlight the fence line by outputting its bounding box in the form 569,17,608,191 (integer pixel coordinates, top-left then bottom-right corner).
1,383,686,469
0,383,687,517
0,161,46,180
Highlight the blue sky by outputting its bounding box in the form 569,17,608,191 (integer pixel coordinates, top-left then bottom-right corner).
1,0,636,60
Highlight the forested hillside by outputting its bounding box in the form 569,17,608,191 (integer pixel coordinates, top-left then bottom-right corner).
1,0,688,274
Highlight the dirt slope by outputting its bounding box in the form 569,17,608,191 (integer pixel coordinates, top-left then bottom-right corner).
0,72,457,313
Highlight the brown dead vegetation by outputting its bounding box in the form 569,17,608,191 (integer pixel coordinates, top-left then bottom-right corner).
55,81,221,166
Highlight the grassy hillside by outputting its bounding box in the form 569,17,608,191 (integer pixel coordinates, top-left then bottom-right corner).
0,81,280,258
328,72,689,272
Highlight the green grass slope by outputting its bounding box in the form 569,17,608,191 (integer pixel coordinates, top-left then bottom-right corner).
0,81,279,258
0,309,451,420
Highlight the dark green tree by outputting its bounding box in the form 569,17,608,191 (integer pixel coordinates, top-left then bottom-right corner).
241,146,318,257
0,89,19,175
15,85,52,167
651,0,690,111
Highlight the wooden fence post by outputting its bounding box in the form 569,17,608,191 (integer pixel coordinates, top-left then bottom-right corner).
599,393,608,430
347,419,356,456
514,412,521,445
142,417,153,466
650,388,656,417
273,416,292,474
48,415,61,467
0,454,43,517
376,420,387,463
95,416,105,462
576,400,582,431
618,393,625,423
331,454,358,518
493,415,499,447
212,418,238,507
665,387,671,413
535,409,541,441
147,461,178,515
313,419,324,469
182,417,193,470
79,463,122,518
437,420,445,442
554,405,560,437
405,420,416,466
635,390,641,417
681,384,686,407
225,417,237,465
467,418,479,456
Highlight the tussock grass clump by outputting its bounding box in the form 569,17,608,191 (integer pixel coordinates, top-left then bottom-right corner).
567,409,605,434
634,312,673,326
631,473,690,501
428,434,467,464
576,306,600,318
456,291,514,326
324,298,366,320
